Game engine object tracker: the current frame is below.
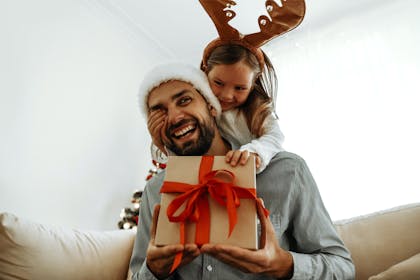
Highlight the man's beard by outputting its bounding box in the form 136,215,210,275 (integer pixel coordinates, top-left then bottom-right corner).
164,118,215,156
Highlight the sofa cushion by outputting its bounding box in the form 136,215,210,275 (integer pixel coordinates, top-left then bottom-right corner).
368,253,420,280
0,212,136,280
334,203,420,280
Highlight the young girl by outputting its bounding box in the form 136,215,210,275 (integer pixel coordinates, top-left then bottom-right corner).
147,43,284,174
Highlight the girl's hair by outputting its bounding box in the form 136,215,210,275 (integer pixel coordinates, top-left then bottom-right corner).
201,44,278,137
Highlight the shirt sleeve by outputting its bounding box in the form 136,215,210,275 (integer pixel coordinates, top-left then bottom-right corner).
288,158,355,279
239,113,285,174
129,177,176,280
151,143,169,164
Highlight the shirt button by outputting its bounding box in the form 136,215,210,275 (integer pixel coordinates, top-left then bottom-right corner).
206,265,213,272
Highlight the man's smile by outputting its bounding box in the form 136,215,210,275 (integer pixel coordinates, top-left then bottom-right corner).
168,119,199,142
172,124,196,139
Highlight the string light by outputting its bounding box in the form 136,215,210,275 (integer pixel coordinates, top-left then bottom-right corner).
117,160,166,230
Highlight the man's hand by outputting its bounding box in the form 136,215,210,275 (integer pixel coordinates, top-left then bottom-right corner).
225,150,261,169
147,110,167,155
200,200,294,279
146,205,201,279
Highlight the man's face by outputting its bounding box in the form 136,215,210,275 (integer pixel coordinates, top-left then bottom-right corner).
147,80,217,156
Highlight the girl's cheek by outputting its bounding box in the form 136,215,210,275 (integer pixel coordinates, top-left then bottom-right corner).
214,90,223,99
210,84,219,96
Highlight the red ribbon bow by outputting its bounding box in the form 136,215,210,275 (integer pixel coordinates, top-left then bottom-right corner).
160,156,268,273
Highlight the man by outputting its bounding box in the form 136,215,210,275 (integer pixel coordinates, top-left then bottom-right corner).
130,63,355,279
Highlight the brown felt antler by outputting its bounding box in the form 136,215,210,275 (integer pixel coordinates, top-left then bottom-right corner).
200,0,306,68
199,0,240,41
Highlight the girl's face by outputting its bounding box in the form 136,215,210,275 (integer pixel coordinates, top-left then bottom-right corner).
207,60,256,112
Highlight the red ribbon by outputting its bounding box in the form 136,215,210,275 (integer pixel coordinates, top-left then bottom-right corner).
160,156,268,273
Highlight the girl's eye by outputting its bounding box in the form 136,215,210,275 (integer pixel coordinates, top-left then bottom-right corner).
235,86,247,91
214,80,223,86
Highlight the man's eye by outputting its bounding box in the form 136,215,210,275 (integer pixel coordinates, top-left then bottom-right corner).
179,96,192,105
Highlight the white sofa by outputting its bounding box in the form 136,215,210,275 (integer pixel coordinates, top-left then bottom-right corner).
1,203,419,280
0,213,136,280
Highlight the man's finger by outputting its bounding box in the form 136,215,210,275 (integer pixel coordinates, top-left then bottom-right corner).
160,116,169,141
201,244,265,273
148,111,166,130
150,204,160,243
147,111,161,126
256,198,267,249
148,244,184,260
179,244,200,266
257,199,280,250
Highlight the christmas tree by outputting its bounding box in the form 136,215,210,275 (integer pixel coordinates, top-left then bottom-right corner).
118,160,166,230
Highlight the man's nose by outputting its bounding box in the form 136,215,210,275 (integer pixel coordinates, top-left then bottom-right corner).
167,106,185,125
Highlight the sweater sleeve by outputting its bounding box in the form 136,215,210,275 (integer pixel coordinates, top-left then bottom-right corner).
239,113,285,174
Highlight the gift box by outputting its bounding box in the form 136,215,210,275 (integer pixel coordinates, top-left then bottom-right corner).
155,155,258,249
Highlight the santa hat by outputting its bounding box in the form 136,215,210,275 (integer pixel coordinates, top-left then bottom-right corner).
138,62,221,120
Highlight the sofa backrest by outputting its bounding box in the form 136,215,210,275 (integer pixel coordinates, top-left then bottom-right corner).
0,212,136,280
2,204,419,280
334,203,420,280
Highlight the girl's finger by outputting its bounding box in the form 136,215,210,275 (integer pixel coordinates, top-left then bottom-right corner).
230,150,243,166
225,150,234,163
239,150,250,165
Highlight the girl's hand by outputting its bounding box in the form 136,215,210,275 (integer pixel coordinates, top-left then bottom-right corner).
225,150,261,169
147,110,167,155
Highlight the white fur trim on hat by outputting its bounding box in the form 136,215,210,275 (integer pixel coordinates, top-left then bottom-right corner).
138,62,221,120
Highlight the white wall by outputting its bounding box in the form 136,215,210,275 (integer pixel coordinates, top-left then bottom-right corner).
0,0,170,229
1,0,419,229
268,0,420,220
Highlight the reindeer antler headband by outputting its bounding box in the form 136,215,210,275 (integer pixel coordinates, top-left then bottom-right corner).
200,0,306,69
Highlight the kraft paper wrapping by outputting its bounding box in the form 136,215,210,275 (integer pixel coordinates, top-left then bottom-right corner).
155,155,258,249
